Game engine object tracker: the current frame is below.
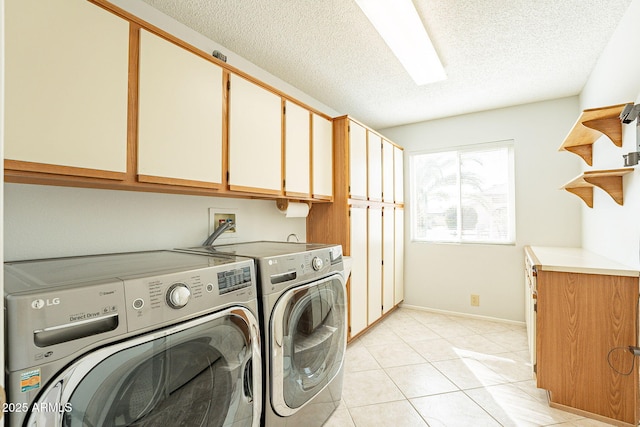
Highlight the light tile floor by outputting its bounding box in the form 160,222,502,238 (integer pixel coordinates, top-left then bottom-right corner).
325,307,615,427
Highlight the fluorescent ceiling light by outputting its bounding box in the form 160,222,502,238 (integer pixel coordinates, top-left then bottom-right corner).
355,0,446,85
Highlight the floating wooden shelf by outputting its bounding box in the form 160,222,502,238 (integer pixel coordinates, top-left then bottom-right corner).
562,168,634,207
558,103,628,166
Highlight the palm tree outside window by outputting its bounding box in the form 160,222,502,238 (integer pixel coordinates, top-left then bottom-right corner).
410,140,516,244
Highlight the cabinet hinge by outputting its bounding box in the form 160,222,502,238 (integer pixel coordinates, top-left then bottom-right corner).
283,105,286,114
226,171,230,181
534,302,537,313
381,259,384,266
533,363,537,374
283,179,286,188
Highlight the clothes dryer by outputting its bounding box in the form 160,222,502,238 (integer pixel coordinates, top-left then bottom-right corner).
4,250,261,427
179,242,346,427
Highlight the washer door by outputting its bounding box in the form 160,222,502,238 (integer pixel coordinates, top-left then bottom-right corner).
26,307,261,427
271,273,346,416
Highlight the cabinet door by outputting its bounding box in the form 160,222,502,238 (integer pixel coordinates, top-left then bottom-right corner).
367,132,383,202
349,206,368,338
382,140,395,203
349,122,367,200
394,208,404,304
5,0,129,178
367,207,383,324
137,30,223,188
382,207,395,314
284,101,311,197
312,114,333,199
394,146,404,203
228,75,282,194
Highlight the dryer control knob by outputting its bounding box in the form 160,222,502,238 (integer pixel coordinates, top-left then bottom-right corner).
166,283,191,309
311,256,323,271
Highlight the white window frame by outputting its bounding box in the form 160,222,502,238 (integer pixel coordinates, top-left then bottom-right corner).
409,140,516,245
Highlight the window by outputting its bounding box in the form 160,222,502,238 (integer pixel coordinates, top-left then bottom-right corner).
410,140,515,244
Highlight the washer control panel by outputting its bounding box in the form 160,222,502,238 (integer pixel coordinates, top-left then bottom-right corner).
124,259,255,332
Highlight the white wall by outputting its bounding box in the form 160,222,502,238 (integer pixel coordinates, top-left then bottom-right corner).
4,184,307,261
580,0,640,268
380,97,582,322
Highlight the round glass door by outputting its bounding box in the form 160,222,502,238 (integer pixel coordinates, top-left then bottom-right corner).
27,307,261,427
271,274,346,415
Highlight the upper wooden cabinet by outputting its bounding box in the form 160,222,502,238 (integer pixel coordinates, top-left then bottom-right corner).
349,122,368,200
228,74,283,195
4,0,130,179
137,29,224,188
284,101,311,197
312,114,334,200
4,0,335,204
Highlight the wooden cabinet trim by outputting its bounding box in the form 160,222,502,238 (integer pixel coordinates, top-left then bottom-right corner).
5,160,126,181
137,175,222,190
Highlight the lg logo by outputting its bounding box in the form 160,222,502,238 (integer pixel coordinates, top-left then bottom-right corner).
31,298,61,309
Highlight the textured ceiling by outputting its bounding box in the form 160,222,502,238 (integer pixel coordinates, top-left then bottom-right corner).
139,0,633,130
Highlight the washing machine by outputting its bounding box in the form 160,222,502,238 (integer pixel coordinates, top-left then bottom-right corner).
4,250,261,427
179,242,346,427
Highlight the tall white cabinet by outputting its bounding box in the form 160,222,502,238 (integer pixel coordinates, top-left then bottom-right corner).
307,115,404,341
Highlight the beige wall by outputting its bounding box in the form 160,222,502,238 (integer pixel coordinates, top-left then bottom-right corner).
580,0,640,268
380,97,582,322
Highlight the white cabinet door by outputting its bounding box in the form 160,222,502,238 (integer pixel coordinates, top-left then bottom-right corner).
228,74,282,194
312,114,333,199
284,101,311,196
394,146,404,204
382,140,394,203
368,131,383,201
5,0,129,177
349,122,367,200
349,206,368,338
382,207,395,314
367,207,383,325
138,30,223,187
394,208,405,304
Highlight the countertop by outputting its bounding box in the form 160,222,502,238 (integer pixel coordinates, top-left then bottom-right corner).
525,246,639,277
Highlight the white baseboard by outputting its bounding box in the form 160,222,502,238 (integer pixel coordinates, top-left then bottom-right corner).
399,303,525,327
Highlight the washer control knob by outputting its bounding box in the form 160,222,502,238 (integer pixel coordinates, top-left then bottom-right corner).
311,256,324,271
166,283,191,309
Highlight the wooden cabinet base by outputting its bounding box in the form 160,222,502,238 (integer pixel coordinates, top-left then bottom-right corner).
549,399,637,427
536,270,639,426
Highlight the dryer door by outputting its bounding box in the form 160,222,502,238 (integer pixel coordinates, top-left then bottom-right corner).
25,307,261,427
271,273,346,416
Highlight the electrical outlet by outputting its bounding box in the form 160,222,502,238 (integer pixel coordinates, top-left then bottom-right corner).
208,208,237,238
470,294,480,307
